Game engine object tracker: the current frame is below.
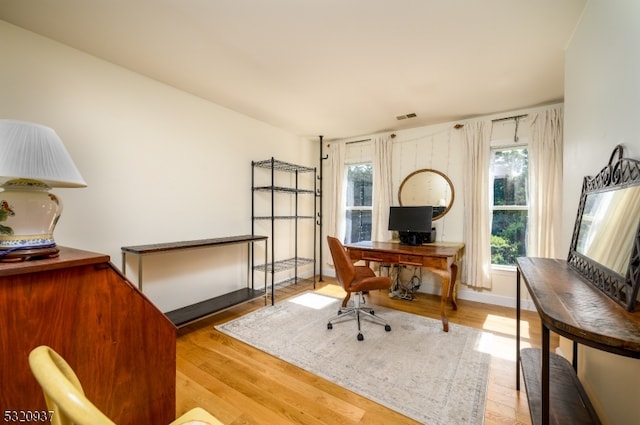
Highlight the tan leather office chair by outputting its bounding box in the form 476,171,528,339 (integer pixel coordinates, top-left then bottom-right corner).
327,236,392,341
28,345,223,425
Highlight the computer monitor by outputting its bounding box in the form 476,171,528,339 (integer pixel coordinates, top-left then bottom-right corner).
388,206,433,245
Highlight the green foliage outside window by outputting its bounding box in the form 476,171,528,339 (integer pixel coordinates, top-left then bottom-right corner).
491,148,529,266
491,211,528,265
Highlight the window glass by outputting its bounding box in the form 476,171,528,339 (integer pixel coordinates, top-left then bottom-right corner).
490,147,528,266
345,164,372,243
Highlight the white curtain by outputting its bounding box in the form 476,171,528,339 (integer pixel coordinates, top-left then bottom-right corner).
528,106,563,258
462,120,493,289
372,135,393,241
326,142,346,249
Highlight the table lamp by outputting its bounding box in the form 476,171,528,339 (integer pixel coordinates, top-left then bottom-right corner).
0,120,86,261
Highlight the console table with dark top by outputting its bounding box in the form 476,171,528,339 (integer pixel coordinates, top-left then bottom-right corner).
344,241,464,332
121,235,268,326
516,257,640,425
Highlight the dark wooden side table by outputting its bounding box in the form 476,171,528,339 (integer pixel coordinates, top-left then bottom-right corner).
516,257,640,425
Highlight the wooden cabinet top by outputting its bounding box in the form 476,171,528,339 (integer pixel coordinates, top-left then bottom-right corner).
517,257,640,357
0,246,110,277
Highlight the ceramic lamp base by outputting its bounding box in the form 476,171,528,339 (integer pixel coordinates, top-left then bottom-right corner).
0,179,63,261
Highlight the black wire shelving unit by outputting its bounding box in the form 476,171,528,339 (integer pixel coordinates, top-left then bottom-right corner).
251,158,317,304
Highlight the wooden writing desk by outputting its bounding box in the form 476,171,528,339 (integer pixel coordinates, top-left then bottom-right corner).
344,241,464,332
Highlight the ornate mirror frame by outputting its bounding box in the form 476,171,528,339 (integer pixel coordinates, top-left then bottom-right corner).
568,145,640,311
398,168,455,221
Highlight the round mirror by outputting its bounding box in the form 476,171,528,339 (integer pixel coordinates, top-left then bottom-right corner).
398,169,454,220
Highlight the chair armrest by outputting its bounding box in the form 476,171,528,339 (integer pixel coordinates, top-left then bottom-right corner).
170,407,224,425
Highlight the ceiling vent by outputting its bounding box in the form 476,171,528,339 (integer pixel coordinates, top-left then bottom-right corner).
396,113,417,120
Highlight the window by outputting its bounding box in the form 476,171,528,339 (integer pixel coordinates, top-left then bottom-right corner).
344,163,372,244
490,147,529,266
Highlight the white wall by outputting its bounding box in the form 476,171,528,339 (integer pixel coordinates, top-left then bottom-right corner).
0,21,317,312
563,1,640,424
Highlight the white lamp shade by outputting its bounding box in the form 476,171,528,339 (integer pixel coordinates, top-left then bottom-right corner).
0,120,86,188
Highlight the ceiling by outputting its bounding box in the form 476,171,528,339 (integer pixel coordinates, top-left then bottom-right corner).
0,0,586,141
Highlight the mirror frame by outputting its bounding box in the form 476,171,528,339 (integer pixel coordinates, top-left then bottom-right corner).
398,168,455,221
568,145,640,311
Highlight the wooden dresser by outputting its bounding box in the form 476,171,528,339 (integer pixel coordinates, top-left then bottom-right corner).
0,247,177,424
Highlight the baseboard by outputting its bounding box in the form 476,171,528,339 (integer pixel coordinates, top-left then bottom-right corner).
320,268,536,311
416,281,537,312
457,287,537,311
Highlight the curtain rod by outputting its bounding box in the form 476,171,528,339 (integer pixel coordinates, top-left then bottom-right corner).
492,114,528,123
454,114,529,129
345,133,396,144
346,138,371,145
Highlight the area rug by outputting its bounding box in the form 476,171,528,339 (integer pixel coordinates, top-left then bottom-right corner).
216,291,492,425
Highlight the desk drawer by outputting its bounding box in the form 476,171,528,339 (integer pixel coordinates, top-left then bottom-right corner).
398,254,424,266
363,253,398,263
422,257,448,269
347,247,450,270
348,249,397,264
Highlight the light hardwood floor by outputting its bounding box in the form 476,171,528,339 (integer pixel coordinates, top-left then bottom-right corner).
176,278,557,425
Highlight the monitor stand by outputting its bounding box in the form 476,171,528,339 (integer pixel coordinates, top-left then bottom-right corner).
399,231,426,245
398,230,436,245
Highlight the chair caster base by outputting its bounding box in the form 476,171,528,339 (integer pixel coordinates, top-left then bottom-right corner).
327,323,333,330
357,333,364,341
385,324,391,332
